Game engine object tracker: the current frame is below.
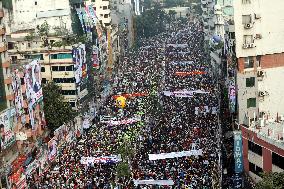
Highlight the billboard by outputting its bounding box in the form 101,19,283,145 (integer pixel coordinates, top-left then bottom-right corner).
48,138,57,162
12,70,24,116
24,60,44,129
24,60,43,108
234,131,244,173
73,44,88,100
0,108,16,151
228,78,236,113
92,46,100,70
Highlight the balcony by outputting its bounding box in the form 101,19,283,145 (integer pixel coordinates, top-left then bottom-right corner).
4,77,12,84
0,9,4,18
6,94,14,101
1,60,11,68
0,42,7,52
0,27,5,35
201,4,207,11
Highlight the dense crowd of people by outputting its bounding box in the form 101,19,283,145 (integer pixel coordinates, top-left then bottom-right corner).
27,17,222,189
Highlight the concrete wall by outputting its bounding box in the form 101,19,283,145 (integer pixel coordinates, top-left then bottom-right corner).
236,66,259,125
258,66,284,119
234,0,284,58
11,0,72,33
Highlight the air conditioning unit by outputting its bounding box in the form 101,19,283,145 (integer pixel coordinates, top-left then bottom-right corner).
255,34,262,39
259,91,269,97
259,91,265,97
255,13,261,19
243,43,249,49
248,43,255,48
257,70,264,77
244,23,253,29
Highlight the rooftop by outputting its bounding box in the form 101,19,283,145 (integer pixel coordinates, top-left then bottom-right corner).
248,120,284,150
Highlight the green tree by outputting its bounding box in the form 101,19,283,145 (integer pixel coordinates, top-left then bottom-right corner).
134,5,168,40
36,21,50,48
255,172,284,189
116,162,131,178
43,82,77,131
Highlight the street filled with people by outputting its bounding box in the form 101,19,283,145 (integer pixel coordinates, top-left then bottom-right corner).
27,18,222,189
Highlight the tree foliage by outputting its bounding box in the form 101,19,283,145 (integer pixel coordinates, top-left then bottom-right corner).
255,172,284,189
134,5,168,40
43,82,77,131
164,0,185,8
116,162,131,178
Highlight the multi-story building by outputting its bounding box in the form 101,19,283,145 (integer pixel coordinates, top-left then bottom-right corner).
91,0,112,27
233,0,284,182
241,122,284,182
234,0,284,126
0,1,13,111
7,33,79,108
9,0,73,33
201,0,214,41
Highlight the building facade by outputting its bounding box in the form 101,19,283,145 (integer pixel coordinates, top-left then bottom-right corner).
241,124,284,182
233,0,284,183
234,0,284,125
0,1,13,111
10,0,73,33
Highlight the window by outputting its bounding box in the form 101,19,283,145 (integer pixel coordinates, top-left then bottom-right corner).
272,152,284,170
65,65,74,71
59,66,65,71
52,66,58,71
50,53,72,59
243,35,253,44
24,54,43,60
247,98,256,108
41,78,47,84
246,77,255,87
41,67,45,72
244,57,254,68
20,78,25,85
248,140,262,156
256,55,261,67
242,0,251,4
249,162,263,177
242,15,252,24
104,14,109,18
53,78,75,83
70,102,76,107
35,1,37,5
103,6,107,10
61,90,77,95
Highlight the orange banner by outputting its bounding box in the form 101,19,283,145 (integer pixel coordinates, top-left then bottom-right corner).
113,92,148,99
175,71,206,76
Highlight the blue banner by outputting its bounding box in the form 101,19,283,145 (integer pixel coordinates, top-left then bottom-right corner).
233,174,243,189
234,131,244,173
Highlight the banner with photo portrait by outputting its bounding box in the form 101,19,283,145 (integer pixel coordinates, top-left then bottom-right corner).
12,69,24,116
92,46,100,70
24,60,44,130
0,108,16,151
73,44,88,100
24,60,43,107
48,138,57,162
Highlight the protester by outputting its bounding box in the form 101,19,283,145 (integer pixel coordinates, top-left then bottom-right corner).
28,18,220,189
